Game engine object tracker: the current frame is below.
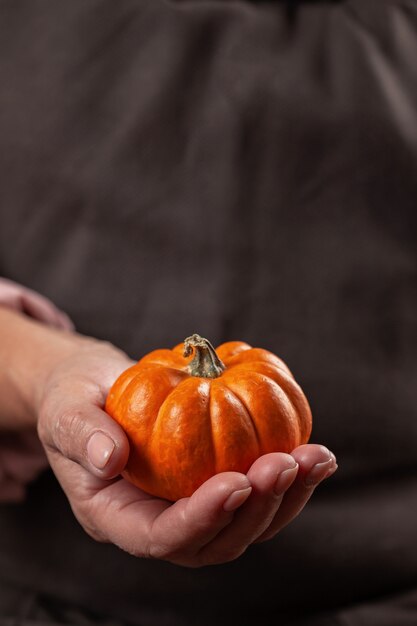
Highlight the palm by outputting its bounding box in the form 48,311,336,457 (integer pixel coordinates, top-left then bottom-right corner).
54,440,335,567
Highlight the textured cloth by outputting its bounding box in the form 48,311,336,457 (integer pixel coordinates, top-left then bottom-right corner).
0,0,417,624
2,580,417,626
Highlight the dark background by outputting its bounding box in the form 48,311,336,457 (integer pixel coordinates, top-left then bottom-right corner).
0,1,416,624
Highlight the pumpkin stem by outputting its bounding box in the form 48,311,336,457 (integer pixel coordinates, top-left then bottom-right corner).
183,334,226,379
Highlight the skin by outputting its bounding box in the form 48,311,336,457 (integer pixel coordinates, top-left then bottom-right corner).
0,306,337,567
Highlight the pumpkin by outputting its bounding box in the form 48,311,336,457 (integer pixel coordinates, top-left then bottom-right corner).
105,334,312,501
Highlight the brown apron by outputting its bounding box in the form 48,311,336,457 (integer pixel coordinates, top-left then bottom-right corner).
0,1,416,624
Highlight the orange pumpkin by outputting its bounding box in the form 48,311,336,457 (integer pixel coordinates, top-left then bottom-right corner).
105,334,312,501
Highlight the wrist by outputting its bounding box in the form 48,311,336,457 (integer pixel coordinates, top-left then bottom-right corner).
0,306,92,428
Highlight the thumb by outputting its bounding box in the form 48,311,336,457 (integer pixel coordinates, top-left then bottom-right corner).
38,403,130,480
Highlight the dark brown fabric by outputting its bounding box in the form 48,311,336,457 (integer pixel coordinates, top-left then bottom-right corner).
0,580,127,626
2,582,417,626
0,0,417,624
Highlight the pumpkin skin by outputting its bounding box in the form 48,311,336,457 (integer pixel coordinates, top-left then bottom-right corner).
105,335,312,501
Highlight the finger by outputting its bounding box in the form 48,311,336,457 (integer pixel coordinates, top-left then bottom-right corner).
44,459,252,561
197,453,298,564
292,444,337,485
255,444,338,543
39,451,131,541
19,290,68,329
147,472,252,564
56,310,76,331
38,402,130,480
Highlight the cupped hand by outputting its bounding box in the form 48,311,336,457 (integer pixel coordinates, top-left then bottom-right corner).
37,340,337,567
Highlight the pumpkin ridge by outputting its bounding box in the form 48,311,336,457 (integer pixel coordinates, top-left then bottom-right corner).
142,376,190,497
125,366,181,407
237,364,297,411
221,384,261,457
264,366,308,443
138,349,187,371
226,360,290,376
253,372,300,448
260,371,301,448
207,382,218,475
216,341,252,364
149,377,213,498
125,367,187,455
149,375,208,455
149,376,184,447
227,371,300,453
226,349,292,376
140,360,187,374
224,362,310,446
106,364,143,416
111,363,175,418
272,377,301,446
266,369,311,445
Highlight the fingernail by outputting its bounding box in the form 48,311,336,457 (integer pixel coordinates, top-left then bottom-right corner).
87,431,115,470
304,458,333,487
223,486,252,512
274,464,299,495
325,463,338,479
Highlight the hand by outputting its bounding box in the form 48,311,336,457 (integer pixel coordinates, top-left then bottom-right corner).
0,429,48,502
37,338,337,567
0,277,74,330
0,279,73,502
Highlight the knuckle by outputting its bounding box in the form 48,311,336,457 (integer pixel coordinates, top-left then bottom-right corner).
81,523,109,544
147,539,197,564
71,499,109,544
78,515,109,543
148,541,175,561
51,407,88,459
